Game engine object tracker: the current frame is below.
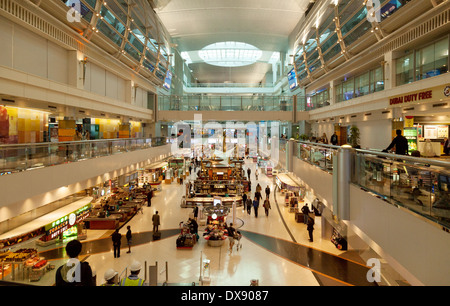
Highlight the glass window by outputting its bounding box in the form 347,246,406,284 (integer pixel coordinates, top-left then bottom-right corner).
339,0,364,25
323,43,341,63
104,1,128,24
343,20,371,47
124,43,141,61
335,83,343,103
343,78,354,101
416,37,449,80
370,67,384,93
128,32,144,53
396,53,414,85
96,19,123,46
318,13,335,35
100,6,126,35
355,72,370,97
341,6,367,37
435,37,449,75
321,33,338,54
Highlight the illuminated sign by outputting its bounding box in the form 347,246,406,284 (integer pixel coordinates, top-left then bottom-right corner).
389,85,450,106
390,90,433,105
45,204,91,239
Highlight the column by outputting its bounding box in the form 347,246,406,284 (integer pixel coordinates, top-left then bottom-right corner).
333,145,352,221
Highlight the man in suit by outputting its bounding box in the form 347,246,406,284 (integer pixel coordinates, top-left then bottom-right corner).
152,211,161,233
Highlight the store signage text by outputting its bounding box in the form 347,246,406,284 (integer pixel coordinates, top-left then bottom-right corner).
389,90,433,105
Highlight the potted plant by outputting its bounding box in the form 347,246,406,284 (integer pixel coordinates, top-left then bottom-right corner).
349,125,360,148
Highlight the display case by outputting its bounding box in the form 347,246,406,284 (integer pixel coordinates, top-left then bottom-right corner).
404,127,418,152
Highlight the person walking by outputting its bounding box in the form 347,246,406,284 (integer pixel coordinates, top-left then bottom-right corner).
263,197,271,217
242,192,248,210
111,229,122,258
126,226,132,254
246,197,252,215
247,168,251,180
152,211,161,233
301,203,310,225
253,198,259,218
265,186,270,199
120,261,145,286
385,129,409,155
227,223,237,254
255,169,259,180
255,189,262,204
307,216,315,242
55,240,95,286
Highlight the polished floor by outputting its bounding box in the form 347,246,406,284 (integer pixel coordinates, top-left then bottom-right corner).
11,159,377,286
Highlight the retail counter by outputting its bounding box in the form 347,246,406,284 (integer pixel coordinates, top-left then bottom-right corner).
85,216,120,230
181,196,243,208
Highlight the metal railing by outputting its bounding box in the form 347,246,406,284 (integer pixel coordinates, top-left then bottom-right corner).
0,137,170,175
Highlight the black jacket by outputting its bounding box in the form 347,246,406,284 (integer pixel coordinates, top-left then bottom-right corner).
386,135,409,155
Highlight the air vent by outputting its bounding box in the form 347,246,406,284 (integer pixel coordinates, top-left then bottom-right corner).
79,110,85,114
48,105,57,109
1,98,15,103
433,103,448,108
382,110,390,114
404,107,414,111
351,115,357,118
365,113,372,116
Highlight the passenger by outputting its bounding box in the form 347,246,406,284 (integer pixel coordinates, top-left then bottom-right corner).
55,240,95,286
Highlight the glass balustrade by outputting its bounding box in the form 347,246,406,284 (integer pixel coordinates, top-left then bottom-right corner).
158,95,294,112
291,140,450,229
0,137,169,175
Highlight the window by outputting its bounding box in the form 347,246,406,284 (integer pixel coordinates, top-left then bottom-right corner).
355,72,370,97
396,53,414,85
416,37,449,80
335,66,385,103
396,36,449,85
370,67,384,93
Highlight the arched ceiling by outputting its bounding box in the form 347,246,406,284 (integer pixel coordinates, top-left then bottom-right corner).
153,0,312,84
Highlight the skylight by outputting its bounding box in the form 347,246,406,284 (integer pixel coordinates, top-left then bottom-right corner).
198,42,263,67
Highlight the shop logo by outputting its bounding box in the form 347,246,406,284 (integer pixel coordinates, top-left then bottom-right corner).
66,0,81,23
366,258,381,283
444,86,450,97
366,0,382,23
170,114,280,166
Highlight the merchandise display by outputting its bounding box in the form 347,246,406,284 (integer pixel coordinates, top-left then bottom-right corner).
181,157,247,208
86,186,147,230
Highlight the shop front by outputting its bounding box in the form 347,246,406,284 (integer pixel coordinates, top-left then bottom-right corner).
389,84,450,157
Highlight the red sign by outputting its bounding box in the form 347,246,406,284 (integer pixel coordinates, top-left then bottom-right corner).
389,90,433,105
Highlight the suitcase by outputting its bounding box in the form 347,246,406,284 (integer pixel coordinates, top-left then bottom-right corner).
153,231,161,241
184,235,194,247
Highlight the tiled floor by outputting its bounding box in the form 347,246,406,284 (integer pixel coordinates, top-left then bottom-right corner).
9,159,376,286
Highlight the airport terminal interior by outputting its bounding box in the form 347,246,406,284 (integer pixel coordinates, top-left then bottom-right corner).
0,0,449,287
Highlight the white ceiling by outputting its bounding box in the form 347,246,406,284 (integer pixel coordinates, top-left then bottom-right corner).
154,0,311,84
